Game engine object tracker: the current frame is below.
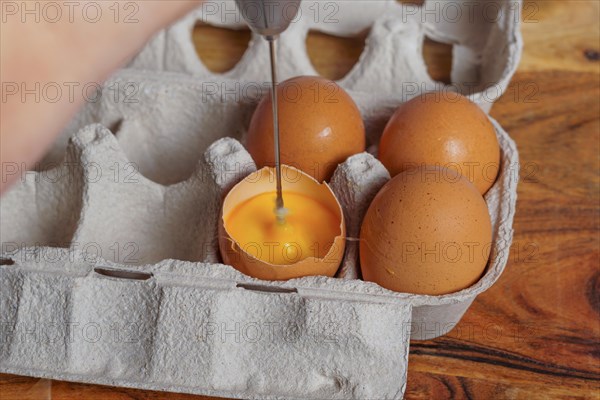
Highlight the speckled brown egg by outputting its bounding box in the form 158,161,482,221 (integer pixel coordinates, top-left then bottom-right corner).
246,76,365,182
359,166,492,295
378,92,500,194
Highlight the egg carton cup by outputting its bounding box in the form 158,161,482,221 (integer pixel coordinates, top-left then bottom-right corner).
0,69,518,399
130,0,522,112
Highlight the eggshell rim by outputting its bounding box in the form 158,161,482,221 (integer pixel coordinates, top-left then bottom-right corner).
220,165,346,279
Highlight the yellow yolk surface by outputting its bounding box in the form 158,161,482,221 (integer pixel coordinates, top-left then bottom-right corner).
224,192,340,265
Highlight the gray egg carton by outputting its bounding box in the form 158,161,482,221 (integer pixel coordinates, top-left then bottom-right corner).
0,1,521,398
0,69,518,399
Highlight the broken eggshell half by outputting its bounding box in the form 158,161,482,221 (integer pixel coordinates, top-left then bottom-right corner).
219,165,346,281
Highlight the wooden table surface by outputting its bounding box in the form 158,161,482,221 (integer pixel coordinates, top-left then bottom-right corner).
1,0,599,399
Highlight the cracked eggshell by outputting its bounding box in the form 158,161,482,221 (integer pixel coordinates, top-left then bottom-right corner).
219,165,346,281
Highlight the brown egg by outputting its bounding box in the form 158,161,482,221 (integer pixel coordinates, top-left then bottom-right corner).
360,166,492,295
378,92,500,194
246,76,365,182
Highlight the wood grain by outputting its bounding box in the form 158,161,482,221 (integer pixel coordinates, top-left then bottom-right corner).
1,0,599,399
306,29,371,81
519,0,600,73
193,22,252,74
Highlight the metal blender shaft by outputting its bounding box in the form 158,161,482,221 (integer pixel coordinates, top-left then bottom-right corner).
267,38,285,221
235,0,302,222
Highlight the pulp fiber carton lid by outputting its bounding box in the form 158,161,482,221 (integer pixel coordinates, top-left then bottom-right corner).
130,0,523,112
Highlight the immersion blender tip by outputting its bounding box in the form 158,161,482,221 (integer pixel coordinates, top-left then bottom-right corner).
274,204,289,225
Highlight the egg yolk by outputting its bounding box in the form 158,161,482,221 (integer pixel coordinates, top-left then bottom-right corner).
224,192,340,265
